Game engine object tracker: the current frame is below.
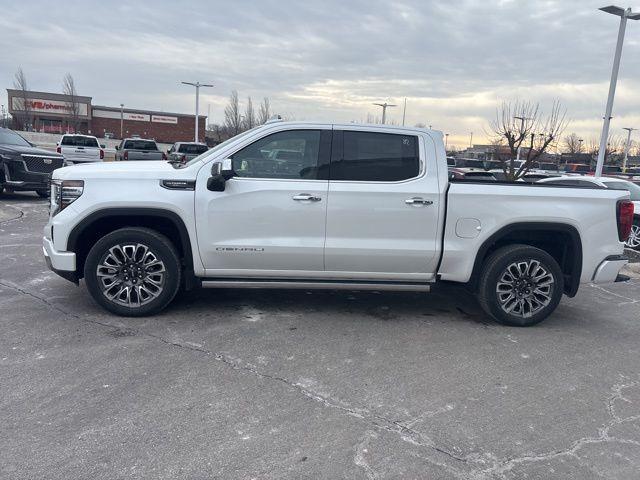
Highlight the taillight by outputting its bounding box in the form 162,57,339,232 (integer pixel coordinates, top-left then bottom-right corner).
617,200,634,242
123,150,128,160
99,149,104,160
56,146,61,154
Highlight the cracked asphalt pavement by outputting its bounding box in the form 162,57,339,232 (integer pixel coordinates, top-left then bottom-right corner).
2,192,640,479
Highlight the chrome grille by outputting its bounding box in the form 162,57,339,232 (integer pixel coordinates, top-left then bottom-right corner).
21,155,64,174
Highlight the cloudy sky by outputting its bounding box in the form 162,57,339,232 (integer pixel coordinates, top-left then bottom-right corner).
1,0,639,148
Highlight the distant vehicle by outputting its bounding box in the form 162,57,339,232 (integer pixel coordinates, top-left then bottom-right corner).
454,158,486,169
449,168,497,181
564,163,591,174
538,175,640,249
104,132,114,139
167,142,209,164
57,134,105,164
115,138,165,161
0,127,64,197
446,156,456,168
532,161,560,173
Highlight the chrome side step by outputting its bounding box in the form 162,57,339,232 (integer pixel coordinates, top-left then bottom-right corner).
201,279,431,292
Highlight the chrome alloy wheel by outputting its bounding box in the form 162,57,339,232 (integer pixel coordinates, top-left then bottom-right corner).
626,224,640,249
96,243,166,307
496,260,554,318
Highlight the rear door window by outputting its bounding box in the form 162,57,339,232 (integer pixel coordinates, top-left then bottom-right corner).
331,131,420,182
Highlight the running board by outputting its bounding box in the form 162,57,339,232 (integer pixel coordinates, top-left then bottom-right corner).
201,278,431,292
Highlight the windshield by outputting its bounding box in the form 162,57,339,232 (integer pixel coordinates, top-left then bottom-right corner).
61,136,99,147
178,144,209,154
183,127,262,167
123,140,158,150
603,180,640,201
0,129,31,147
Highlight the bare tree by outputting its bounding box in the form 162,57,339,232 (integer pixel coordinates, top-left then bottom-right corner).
224,90,242,136
257,97,271,124
63,73,82,133
563,133,583,154
244,96,256,130
587,135,623,165
491,99,568,180
13,67,32,131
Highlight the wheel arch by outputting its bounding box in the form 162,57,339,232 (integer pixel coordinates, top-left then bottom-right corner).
468,222,583,297
67,208,197,288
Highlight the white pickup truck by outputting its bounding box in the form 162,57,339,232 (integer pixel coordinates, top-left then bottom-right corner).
42,121,634,326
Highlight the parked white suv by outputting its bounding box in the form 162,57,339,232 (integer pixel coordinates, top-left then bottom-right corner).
43,122,633,326
57,134,104,164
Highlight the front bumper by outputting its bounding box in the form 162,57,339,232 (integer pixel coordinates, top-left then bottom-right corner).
592,255,628,284
2,160,52,190
43,236,78,283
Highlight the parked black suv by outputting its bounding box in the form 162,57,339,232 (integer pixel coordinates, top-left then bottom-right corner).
0,128,65,197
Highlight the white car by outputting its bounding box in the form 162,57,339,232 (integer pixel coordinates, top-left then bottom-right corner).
538,175,640,249
57,134,104,164
42,121,632,326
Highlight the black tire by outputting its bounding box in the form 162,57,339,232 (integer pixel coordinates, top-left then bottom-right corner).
477,244,564,327
36,189,49,198
84,227,181,316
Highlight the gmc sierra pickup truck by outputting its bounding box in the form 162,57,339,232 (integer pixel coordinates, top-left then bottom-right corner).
43,121,634,326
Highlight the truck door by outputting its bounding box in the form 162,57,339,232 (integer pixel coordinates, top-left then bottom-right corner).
324,129,440,281
195,127,331,276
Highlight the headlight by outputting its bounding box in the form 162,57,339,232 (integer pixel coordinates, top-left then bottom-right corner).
50,180,84,216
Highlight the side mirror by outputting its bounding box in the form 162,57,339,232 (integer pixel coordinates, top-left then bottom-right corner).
100,144,106,149
115,145,119,151
207,159,235,192
449,172,455,181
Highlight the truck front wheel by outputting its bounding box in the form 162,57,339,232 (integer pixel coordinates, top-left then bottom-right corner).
84,227,182,316
477,244,564,327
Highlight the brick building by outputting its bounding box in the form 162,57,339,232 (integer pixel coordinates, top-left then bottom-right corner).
7,89,205,143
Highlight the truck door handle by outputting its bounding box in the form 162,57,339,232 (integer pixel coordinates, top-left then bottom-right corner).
293,193,321,202
405,197,433,206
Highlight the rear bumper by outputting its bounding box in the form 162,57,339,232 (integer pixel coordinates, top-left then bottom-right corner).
592,255,628,284
43,236,78,283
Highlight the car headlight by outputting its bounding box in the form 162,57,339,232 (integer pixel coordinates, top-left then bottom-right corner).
50,180,84,216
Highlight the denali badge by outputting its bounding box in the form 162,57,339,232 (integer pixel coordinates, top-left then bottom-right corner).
216,247,265,252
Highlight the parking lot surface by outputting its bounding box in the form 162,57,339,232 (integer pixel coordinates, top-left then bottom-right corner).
1,192,640,479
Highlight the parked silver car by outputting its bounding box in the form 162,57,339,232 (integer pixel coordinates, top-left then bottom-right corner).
115,138,165,161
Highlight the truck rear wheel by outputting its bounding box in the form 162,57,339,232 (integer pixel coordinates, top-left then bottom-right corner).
84,227,181,316
477,244,563,327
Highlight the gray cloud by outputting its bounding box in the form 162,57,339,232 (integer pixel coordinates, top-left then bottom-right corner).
1,0,639,147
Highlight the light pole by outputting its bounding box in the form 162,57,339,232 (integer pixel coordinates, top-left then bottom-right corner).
402,98,407,126
578,138,584,153
119,103,124,139
469,132,473,148
513,115,532,161
445,133,449,151
622,127,636,172
182,81,214,142
595,5,640,177
373,102,396,124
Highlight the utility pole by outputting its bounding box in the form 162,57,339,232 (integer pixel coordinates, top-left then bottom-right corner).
119,103,124,139
402,98,407,126
445,133,449,151
373,102,396,125
469,132,473,148
622,127,636,172
595,5,640,176
182,81,214,142
207,104,211,130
